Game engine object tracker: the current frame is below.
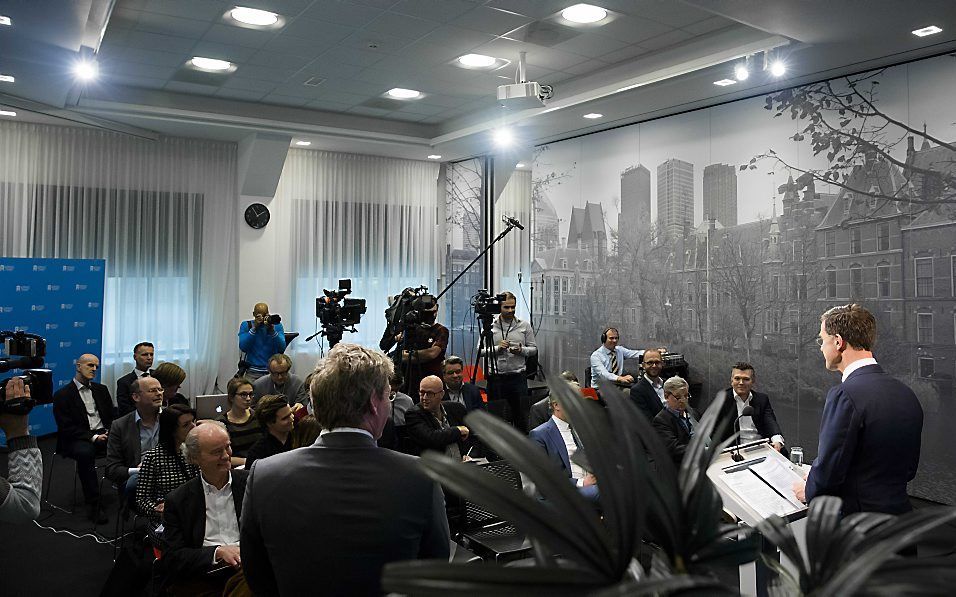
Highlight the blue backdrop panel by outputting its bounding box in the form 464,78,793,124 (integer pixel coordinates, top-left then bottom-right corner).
0,258,106,441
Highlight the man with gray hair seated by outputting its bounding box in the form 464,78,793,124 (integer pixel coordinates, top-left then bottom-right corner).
162,421,249,595
241,343,450,597
652,376,701,468
252,353,309,411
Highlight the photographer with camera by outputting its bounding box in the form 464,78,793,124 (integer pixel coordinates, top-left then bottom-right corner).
380,293,448,398
0,377,42,523
480,291,537,433
238,302,287,381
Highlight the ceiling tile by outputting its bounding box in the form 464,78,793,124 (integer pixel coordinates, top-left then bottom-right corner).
364,13,441,40
124,31,198,54
239,0,315,17
109,7,144,29
621,0,713,28
328,77,398,96
99,44,188,67
349,0,401,9
268,81,330,98
215,87,269,101
261,35,339,57
346,105,393,116
139,0,230,21
164,80,222,94
553,32,629,59
338,30,414,53
681,15,734,35
387,112,430,122
484,0,574,20
596,15,674,45
391,0,479,23
134,12,211,38
220,76,275,91
397,26,498,64
300,1,385,27
190,41,258,63
314,47,386,68
105,75,168,90
308,88,369,105
202,24,276,48
417,93,469,108
355,65,419,86
280,17,356,42
597,43,650,64
261,94,312,107
450,6,533,36
304,99,355,112
234,64,298,83
393,101,447,115
246,51,313,71
102,59,178,80
562,58,609,76
638,29,694,51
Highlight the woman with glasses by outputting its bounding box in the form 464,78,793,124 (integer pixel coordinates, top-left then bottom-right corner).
218,376,263,467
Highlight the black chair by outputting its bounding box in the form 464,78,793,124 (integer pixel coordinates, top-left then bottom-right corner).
457,460,532,563
43,450,109,522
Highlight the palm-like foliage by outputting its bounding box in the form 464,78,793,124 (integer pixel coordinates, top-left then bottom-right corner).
757,495,956,596
382,377,751,595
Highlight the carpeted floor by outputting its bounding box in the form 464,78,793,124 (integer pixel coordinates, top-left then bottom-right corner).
1,435,954,596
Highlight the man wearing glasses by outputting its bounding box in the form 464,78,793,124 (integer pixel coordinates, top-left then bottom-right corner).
652,376,700,468
404,375,473,460
630,349,667,421
106,376,164,500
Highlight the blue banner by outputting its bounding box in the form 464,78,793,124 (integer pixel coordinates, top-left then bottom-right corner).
0,258,106,442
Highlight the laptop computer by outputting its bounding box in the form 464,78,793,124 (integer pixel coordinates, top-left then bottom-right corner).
195,393,229,420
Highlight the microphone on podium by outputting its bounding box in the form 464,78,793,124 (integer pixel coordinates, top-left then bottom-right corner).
731,405,755,462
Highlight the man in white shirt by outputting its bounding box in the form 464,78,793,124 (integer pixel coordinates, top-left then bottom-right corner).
163,421,248,593
589,327,643,390
629,349,667,421
529,392,598,500
116,341,155,416
710,363,785,451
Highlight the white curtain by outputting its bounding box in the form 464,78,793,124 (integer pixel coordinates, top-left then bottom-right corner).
494,169,533,319
0,121,237,397
276,149,440,370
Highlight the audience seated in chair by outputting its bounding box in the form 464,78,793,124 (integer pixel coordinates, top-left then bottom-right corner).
105,376,163,503
404,375,476,459
162,422,250,597
629,348,666,422
136,404,199,522
441,355,484,412
217,377,262,468
378,371,414,452
528,370,579,432
244,395,293,469
151,362,191,409
290,414,320,449
52,353,114,523
652,376,700,469
251,353,309,412
116,342,155,417
528,385,599,501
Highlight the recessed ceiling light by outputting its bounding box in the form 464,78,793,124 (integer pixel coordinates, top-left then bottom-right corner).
713,78,737,86
386,87,422,99
74,60,98,81
190,57,234,71
561,4,608,24
769,60,786,77
230,6,280,27
516,163,526,168
0,15,11,26
457,53,497,68
0,109,16,117
734,63,749,81
583,113,603,119
427,154,442,160
493,128,514,147
912,25,942,37
295,140,311,146
0,74,14,83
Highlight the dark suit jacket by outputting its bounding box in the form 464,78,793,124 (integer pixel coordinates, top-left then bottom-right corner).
116,369,153,417
240,432,450,597
446,382,485,412
52,380,114,453
105,410,150,486
652,407,701,467
710,389,783,444
805,364,923,515
630,376,664,421
404,401,475,456
163,469,248,577
529,417,599,500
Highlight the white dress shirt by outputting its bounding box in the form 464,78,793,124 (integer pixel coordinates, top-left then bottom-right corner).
552,415,586,485
319,427,373,439
644,374,665,405
733,391,784,446
73,378,103,431
201,472,241,561
842,357,878,381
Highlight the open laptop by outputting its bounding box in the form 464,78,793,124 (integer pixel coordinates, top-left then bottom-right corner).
195,393,229,420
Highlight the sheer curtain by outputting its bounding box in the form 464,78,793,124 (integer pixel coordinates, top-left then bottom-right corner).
277,149,440,370
0,121,237,397
494,169,533,319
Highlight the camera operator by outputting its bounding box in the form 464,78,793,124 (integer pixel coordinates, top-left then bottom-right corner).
481,292,537,433
383,298,448,398
0,377,42,523
238,302,287,381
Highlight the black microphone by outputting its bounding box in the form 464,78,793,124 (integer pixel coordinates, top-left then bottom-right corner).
731,405,755,462
502,215,525,230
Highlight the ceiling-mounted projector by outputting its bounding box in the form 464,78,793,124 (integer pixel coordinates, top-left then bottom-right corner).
497,51,553,110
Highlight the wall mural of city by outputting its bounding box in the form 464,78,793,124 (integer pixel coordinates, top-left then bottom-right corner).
531,53,956,505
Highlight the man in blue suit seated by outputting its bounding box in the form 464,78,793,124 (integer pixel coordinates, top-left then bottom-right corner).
441,356,485,412
529,391,598,501
794,304,923,515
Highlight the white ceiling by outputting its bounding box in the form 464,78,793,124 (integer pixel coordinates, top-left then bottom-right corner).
1,0,956,162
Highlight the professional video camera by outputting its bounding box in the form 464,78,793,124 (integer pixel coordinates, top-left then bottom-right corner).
1,330,54,415
472,289,507,318
384,286,437,337
315,279,366,347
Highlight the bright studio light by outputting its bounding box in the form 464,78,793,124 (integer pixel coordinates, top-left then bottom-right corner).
386,87,422,99
190,57,234,71
230,7,280,27
770,60,786,77
493,128,514,147
457,53,497,68
561,4,608,24
74,60,99,81
734,62,749,81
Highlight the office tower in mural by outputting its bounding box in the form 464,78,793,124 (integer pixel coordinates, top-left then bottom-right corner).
532,55,956,505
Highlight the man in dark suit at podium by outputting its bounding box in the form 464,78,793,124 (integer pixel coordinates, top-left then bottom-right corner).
52,353,114,522
795,304,923,515
710,363,785,452
116,341,155,416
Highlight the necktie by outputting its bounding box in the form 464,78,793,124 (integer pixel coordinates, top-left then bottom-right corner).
568,425,582,449
608,349,618,375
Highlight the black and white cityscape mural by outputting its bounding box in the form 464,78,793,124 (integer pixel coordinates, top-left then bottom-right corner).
531,54,956,505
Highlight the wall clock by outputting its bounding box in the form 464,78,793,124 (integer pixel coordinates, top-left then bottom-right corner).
244,203,271,229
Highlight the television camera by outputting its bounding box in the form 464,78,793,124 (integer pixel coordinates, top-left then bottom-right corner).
1,330,53,416
315,279,366,348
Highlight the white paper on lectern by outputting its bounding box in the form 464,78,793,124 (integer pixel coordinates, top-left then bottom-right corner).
723,470,795,519
749,458,806,509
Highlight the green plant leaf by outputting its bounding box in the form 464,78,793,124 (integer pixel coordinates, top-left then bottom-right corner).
805,496,843,584
589,574,738,596
382,560,607,596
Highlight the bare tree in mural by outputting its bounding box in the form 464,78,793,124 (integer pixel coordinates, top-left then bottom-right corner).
531,146,575,252
745,65,956,214
447,160,483,254
709,228,772,361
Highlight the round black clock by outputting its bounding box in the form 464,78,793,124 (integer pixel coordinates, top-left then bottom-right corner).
244,203,271,229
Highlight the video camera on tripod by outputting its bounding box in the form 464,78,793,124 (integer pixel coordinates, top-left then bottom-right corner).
315,279,366,348
384,286,438,338
1,330,54,416
472,289,507,319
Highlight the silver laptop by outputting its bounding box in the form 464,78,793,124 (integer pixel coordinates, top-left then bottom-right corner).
195,393,229,420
